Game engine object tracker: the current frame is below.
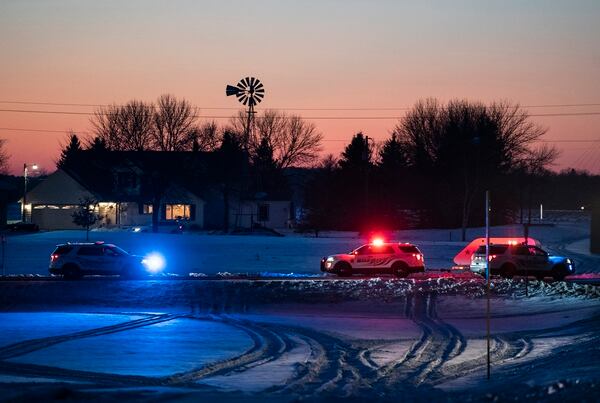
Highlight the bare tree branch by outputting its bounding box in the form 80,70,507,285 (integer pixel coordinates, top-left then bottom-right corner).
152,94,197,151
91,100,155,151
0,139,9,174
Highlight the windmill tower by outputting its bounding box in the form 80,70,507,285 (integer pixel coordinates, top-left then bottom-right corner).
226,77,265,150
225,77,265,229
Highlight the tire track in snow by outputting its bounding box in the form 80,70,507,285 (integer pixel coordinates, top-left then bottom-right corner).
0,314,287,388
0,314,178,360
260,323,373,398
165,315,290,384
432,336,533,385
373,293,466,388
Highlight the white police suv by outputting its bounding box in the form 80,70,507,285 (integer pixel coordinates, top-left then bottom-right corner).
470,243,575,281
49,242,164,279
321,240,425,277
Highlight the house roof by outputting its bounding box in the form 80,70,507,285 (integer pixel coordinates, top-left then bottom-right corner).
61,150,233,202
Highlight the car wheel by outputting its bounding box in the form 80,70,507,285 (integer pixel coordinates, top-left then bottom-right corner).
552,265,567,281
392,261,409,278
62,264,82,280
334,262,353,277
500,264,516,279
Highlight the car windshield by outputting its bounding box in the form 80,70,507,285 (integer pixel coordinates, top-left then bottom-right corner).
105,246,129,256
399,245,419,253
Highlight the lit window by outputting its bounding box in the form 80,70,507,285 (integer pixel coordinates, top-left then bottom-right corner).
165,204,191,220
143,204,153,215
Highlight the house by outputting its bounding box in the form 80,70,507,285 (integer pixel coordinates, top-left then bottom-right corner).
24,150,293,231
24,169,205,230
23,151,222,230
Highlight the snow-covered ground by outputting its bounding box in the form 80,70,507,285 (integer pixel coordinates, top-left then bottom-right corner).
1,221,597,276
0,276,599,401
1,222,599,401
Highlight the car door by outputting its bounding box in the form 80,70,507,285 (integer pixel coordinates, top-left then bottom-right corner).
102,246,126,274
353,245,373,271
75,246,106,273
511,245,532,271
528,246,550,272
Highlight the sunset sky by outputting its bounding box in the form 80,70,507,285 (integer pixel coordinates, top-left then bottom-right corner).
1,0,599,175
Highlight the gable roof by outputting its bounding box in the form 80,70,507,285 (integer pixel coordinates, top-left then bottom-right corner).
60,150,241,201
25,169,95,204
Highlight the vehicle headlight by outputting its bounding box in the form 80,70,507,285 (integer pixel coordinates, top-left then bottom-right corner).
142,252,166,273
326,257,334,262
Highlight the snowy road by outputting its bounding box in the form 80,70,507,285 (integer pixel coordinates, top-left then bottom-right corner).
1,222,597,276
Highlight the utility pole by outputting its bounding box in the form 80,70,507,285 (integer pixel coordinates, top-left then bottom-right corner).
1,235,5,276
485,190,491,380
363,136,371,228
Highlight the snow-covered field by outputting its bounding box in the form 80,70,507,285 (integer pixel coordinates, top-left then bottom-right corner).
1,222,599,402
0,276,599,401
1,221,597,276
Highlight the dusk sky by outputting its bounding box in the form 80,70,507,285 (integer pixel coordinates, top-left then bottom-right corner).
1,0,599,175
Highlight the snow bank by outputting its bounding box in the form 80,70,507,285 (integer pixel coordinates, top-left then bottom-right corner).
1,277,598,312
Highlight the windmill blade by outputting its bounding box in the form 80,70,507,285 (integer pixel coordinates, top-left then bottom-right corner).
226,85,240,96
227,76,264,106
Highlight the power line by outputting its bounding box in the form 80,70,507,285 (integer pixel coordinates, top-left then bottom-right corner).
0,127,598,145
2,100,600,111
2,108,600,119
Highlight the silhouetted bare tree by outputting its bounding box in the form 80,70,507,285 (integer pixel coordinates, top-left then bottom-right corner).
91,100,154,151
230,109,323,168
190,120,221,152
0,139,9,174
152,94,197,151
395,99,556,239
72,197,100,241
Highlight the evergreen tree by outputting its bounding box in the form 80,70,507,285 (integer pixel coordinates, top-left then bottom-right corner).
379,132,407,173
336,132,374,230
339,132,372,171
88,136,107,152
57,133,82,170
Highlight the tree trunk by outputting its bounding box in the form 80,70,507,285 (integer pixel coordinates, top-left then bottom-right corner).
152,197,161,233
461,185,478,242
223,187,229,233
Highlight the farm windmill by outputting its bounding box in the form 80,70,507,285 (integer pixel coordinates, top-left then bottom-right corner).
226,77,265,149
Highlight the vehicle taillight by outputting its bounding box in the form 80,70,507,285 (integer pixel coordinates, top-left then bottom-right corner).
413,253,423,261
488,254,497,261
50,254,59,262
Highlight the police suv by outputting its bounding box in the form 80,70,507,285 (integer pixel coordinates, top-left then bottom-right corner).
49,242,156,279
321,241,425,277
470,243,574,281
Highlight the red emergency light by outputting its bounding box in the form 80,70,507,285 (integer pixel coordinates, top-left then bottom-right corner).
371,238,385,247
